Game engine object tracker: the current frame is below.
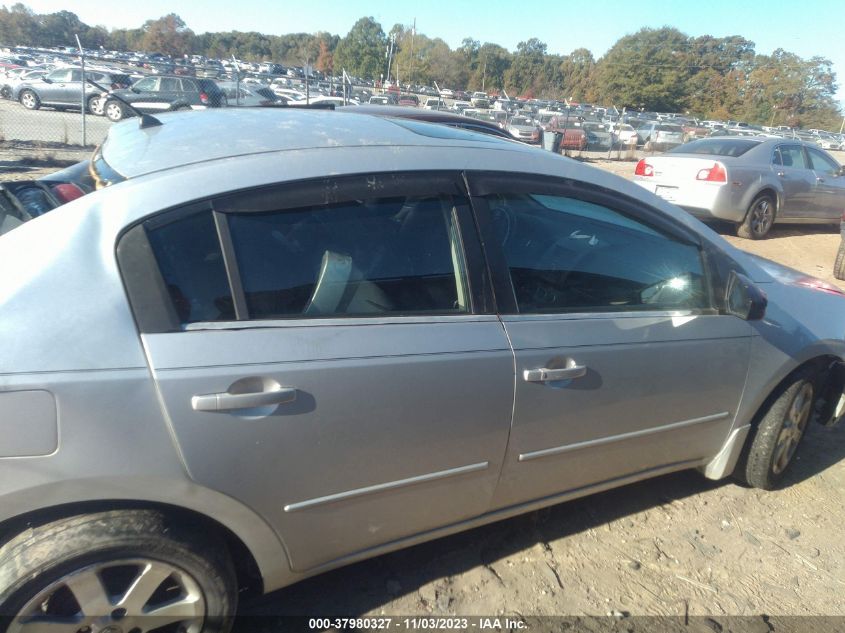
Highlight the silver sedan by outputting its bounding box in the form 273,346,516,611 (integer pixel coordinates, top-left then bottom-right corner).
1,110,844,631
632,136,845,238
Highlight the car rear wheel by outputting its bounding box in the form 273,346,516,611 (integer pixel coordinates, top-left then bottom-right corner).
834,240,845,281
19,90,39,110
0,510,237,633
741,368,817,489
105,100,125,122
737,194,775,239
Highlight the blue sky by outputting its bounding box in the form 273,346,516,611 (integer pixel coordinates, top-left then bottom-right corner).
18,0,845,104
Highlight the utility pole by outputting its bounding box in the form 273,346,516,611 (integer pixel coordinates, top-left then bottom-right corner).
409,18,415,88
75,34,85,146
386,32,395,85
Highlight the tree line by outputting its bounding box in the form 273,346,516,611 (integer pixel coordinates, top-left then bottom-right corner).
1,3,841,128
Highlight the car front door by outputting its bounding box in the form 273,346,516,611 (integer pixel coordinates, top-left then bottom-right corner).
40,68,72,104
118,172,514,572
806,147,845,220
773,144,817,218
128,76,165,112
466,174,752,509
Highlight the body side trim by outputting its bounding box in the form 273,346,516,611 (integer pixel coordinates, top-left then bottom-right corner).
518,411,731,462
283,462,489,513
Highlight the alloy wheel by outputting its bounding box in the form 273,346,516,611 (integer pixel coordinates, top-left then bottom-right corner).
750,198,774,237
772,382,813,474
8,558,206,633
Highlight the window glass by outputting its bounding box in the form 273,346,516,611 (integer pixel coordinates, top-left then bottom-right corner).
669,138,759,157
47,69,72,82
778,145,807,169
159,77,179,91
487,193,708,313
145,211,234,324
133,77,156,92
227,195,470,319
807,148,840,176
772,147,783,166
179,79,197,92
69,69,82,81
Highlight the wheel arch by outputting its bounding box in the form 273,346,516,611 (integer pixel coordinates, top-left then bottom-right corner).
0,477,296,595
701,354,841,480
743,185,780,221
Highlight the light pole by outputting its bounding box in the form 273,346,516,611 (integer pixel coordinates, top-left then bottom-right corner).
386,33,395,86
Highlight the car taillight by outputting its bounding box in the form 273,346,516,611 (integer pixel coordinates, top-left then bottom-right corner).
49,183,85,203
696,162,727,182
200,92,209,104
635,159,653,177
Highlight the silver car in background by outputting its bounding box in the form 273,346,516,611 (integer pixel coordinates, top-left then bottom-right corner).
1,110,844,631
633,137,845,238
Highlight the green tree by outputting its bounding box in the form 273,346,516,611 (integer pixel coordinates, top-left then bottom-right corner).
505,38,547,95
594,27,692,111
333,16,386,80
141,13,194,57
469,42,511,92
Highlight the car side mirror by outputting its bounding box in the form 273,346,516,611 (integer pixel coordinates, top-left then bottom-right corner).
725,271,767,321
839,165,845,177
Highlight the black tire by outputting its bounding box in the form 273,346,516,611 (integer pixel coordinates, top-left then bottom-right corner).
0,509,237,632
0,86,11,100
18,90,39,110
834,241,845,281
105,100,126,122
87,94,104,116
742,368,817,489
737,193,775,239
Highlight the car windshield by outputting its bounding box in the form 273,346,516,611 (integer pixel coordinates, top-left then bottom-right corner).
668,138,761,156
657,124,684,133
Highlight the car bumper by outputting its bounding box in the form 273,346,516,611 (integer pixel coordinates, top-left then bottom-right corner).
633,179,745,222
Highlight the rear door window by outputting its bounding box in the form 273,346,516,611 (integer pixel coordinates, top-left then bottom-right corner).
778,145,808,169
227,195,470,319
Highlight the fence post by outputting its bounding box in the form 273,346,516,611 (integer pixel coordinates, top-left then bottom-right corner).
75,34,86,147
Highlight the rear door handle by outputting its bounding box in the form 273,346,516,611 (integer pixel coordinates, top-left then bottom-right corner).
816,177,825,183
524,363,587,383
776,172,786,177
192,387,297,412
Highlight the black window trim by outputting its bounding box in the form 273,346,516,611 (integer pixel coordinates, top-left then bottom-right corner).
117,171,493,333
464,170,717,317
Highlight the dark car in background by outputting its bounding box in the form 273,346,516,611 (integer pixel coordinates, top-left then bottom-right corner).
14,67,131,114
100,75,227,121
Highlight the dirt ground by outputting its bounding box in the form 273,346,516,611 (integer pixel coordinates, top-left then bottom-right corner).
3,142,845,625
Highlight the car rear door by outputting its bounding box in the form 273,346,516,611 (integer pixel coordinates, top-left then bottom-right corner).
117,172,514,572
773,144,818,218
466,173,751,510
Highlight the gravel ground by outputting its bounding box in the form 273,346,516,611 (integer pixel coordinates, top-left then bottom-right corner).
3,142,845,625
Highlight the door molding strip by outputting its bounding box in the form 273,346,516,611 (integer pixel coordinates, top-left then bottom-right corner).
518,412,731,462
284,461,489,512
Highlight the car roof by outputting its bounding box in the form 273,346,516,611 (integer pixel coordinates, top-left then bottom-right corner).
101,108,528,179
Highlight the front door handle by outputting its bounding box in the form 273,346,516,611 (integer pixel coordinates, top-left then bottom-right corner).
524,363,587,383
776,171,786,177
816,177,825,183
192,386,297,412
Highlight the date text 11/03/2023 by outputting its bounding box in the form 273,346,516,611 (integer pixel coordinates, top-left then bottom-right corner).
307,617,528,630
